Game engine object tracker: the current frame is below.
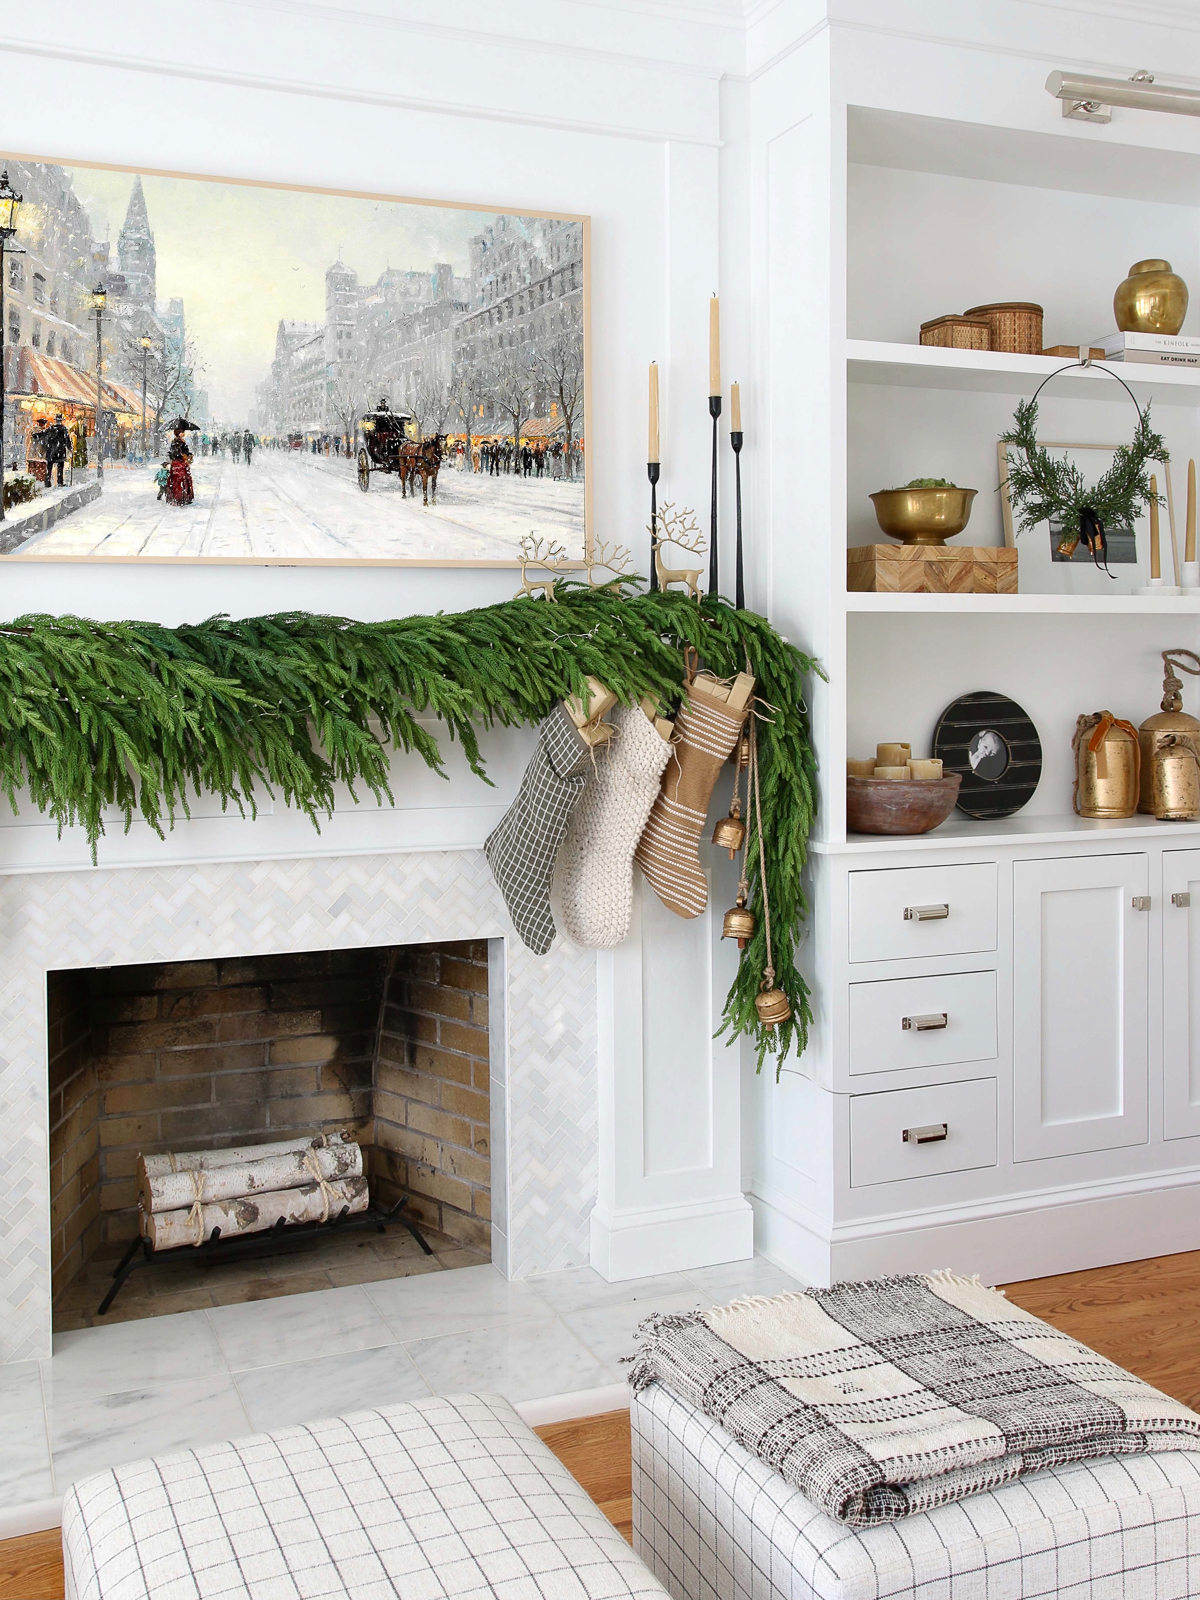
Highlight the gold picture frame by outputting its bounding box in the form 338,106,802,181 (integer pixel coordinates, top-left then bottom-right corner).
0,149,591,567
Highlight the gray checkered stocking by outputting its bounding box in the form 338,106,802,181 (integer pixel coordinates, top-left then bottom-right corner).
485,702,593,954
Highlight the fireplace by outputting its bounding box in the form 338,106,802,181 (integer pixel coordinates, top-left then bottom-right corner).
47,941,494,1328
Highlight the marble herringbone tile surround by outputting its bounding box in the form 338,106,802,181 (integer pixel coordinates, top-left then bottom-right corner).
0,848,599,1364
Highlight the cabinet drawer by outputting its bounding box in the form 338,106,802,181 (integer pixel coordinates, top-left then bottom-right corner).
848,971,997,1077
849,1078,997,1187
848,863,998,964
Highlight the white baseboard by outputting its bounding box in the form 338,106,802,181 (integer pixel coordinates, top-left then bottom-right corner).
0,1495,62,1540
752,1169,1200,1287
590,1194,754,1281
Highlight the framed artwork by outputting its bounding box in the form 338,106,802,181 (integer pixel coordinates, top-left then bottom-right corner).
997,439,1160,596
0,153,589,565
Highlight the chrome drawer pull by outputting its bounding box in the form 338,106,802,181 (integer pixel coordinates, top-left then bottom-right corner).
902,1123,948,1145
1173,892,1191,908
904,903,949,922
902,1012,948,1032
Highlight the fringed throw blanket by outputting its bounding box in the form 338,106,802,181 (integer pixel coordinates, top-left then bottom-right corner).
629,1271,1200,1527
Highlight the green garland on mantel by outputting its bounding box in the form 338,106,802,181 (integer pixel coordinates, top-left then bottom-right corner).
0,586,820,1067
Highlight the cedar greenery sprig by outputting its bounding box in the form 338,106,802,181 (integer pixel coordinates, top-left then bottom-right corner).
1000,395,1167,538
0,589,820,1068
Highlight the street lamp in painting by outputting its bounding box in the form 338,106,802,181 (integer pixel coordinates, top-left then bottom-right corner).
140,334,153,463
91,284,106,482
0,170,24,526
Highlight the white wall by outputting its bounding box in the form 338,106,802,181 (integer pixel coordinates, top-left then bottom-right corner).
0,0,758,1281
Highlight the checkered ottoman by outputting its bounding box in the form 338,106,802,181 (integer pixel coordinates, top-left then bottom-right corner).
62,1391,668,1600
631,1381,1200,1600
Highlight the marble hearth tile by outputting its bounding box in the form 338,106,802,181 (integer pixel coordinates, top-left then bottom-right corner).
365,1262,550,1341
206,1284,396,1371
524,1264,702,1316
43,1309,228,1406
404,1315,613,1403
49,1373,252,1493
0,1358,53,1506
234,1344,432,1432
562,1289,706,1372
683,1259,804,1302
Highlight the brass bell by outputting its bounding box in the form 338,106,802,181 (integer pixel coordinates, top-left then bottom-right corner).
1073,711,1140,819
1152,735,1200,820
712,811,746,858
722,895,756,948
1139,650,1200,813
731,734,750,771
754,982,792,1029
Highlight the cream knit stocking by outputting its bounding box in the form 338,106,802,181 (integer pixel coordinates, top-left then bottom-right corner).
557,703,672,948
634,679,749,919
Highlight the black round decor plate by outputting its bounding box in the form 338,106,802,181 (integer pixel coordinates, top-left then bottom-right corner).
933,691,1042,819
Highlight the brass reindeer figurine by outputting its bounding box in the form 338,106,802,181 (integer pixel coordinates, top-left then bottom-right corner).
515,535,571,601
651,503,707,598
585,540,635,591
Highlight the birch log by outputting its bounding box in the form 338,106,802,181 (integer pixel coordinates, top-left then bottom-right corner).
140,1134,327,1179
142,1174,369,1250
138,1141,363,1215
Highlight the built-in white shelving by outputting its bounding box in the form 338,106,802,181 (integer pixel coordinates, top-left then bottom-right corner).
814,811,1200,856
846,592,1200,614
846,339,1200,407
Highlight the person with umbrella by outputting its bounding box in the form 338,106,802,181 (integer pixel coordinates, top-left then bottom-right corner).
163,416,197,506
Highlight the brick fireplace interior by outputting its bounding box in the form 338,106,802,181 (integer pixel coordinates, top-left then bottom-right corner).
47,939,492,1330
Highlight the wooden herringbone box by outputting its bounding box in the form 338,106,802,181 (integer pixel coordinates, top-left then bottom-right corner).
847,544,1018,594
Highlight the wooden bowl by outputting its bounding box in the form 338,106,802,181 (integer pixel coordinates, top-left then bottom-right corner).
846,773,962,835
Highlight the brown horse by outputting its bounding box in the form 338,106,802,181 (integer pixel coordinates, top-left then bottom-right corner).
408,435,444,506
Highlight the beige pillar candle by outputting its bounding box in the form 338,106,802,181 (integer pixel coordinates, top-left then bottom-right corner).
874,766,911,781
1188,460,1196,564
876,742,912,767
1150,473,1161,579
648,362,660,463
847,757,876,778
908,758,943,780
730,381,742,433
709,295,721,397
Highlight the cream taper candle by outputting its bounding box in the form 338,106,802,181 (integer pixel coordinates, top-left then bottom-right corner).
730,381,742,432
1150,473,1161,579
1188,460,1196,564
648,363,659,463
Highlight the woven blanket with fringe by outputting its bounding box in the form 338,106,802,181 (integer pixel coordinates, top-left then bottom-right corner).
628,1271,1200,1527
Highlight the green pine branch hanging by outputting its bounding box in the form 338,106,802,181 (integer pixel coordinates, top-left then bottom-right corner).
0,588,820,1069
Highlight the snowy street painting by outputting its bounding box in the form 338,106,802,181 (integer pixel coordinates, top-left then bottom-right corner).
0,157,586,563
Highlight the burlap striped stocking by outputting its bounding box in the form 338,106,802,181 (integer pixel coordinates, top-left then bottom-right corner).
557,703,673,948
634,680,749,919
485,702,593,954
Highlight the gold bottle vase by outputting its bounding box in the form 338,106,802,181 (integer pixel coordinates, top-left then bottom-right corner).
1074,712,1140,819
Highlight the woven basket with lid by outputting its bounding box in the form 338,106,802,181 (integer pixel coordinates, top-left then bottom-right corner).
964,302,1044,354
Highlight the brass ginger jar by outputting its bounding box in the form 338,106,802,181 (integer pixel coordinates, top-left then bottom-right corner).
1114,258,1189,336
869,486,977,546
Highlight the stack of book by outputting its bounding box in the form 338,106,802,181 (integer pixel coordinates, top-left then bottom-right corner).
1097,331,1200,367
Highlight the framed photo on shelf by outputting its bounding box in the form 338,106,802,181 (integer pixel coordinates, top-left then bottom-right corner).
0,153,590,566
997,439,1167,596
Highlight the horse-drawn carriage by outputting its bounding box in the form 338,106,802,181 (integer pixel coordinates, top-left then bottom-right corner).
357,398,443,505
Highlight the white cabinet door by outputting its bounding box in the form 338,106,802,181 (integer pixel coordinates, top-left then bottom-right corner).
1163,849,1200,1141
1013,854,1149,1161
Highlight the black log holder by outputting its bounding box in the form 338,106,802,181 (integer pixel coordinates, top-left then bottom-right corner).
96,1195,433,1317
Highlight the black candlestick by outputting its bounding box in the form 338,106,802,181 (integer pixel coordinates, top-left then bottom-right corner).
647,461,660,592
730,430,744,609
708,394,721,596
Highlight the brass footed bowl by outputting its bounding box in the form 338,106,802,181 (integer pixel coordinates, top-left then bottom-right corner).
870,487,977,546
847,773,962,835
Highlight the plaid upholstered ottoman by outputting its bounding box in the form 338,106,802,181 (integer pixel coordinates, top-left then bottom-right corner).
631,1381,1200,1600
62,1392,668,1600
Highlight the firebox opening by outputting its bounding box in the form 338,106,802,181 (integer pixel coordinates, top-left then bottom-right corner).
47,940,493,1330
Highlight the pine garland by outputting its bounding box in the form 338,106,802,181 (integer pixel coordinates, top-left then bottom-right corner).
0,588,819,1067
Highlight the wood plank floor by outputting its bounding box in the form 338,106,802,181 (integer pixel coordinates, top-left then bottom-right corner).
7,1248,1200,1600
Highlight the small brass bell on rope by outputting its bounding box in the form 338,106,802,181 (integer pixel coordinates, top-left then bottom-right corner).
722,892,756,948
732,734,750,771
712,808,746,858
754,973,792,1029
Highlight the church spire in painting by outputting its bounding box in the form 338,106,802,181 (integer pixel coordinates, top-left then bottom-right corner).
117,175,156,306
